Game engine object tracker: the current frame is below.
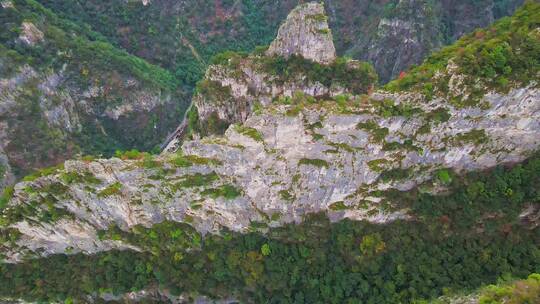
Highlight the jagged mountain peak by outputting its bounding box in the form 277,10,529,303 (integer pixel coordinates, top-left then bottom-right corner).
266,2,336,64
161,1,377,151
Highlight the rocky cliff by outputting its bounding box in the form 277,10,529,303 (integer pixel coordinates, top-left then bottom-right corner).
6,0,519,186
163,3,377,151
0,2,539,303
0,0,189,186
4,82,539,262
351,0,526,82
1,1,538,264
266,2,336,64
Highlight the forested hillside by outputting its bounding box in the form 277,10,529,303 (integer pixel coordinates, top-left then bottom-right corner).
1,151,539,302
38,0,524,84
0,0,189,186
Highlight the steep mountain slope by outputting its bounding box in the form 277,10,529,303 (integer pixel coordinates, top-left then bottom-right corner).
0,1,538,303
163,3,378,149
0,0,189,186
37,0,524,84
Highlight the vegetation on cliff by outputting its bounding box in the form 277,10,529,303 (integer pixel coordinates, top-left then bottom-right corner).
185,51,377,139
0,2,538,303
386,1,540,107
1,0,177,89
36,0,525,84
0,152,539,302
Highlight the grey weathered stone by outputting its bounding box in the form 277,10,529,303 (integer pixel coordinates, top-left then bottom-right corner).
18,22,44,46
162,53,354,153
266,2,336,64
0,63,176,189
3,83,539,262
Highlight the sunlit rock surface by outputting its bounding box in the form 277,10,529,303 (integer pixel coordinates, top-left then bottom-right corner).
266,2,336,64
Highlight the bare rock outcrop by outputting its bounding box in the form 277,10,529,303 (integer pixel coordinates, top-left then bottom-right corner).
1,1,539,266
162,3,376,152
266,2,336,64
0,0,189,191
18,22,44,46
2,83,539,262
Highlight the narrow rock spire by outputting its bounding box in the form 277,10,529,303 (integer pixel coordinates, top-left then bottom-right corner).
266,2,336,64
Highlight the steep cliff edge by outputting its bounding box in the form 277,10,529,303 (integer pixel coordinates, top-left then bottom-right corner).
164,3,377,151
0,2,539,303
1,1,539,261
353,0,526,82
0,0,189,187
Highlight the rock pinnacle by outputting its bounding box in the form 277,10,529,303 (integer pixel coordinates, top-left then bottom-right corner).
266,2,336,64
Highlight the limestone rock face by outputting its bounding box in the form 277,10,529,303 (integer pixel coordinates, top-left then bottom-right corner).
0,0,189,192
266,2,336,64
0,64,180,186
163,58,356,152
3,84,539,262
1,0,539,268
163,54,374,153
338,0,524,83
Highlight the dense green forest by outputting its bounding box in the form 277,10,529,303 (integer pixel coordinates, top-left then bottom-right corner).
35,0,525,84
1,151,539,303
37,0,292,89
0,0,177,90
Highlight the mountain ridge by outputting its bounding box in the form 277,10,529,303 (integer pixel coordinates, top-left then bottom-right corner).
0,1,539,303
1,0,538,260
36,0,526,84
0,0,527,193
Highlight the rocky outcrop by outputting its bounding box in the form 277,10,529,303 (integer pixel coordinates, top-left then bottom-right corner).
0,3,537,304
1,1,538,267
0,1,14,9
0,63,181,182
332,0,524,82
18,22,44,46
3,82,539,262
99,289,237,304
266,2,336,64
365,11,435,84
163,3,376,152
35,0,523,88
162,54,375,152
